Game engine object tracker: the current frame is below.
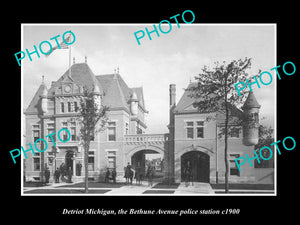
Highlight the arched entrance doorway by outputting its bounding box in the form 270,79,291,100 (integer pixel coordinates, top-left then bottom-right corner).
131,149,164,180
181,151,210,183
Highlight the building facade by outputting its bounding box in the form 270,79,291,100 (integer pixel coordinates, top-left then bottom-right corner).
24,62,274,185
167,83,274,184
24,62,167,182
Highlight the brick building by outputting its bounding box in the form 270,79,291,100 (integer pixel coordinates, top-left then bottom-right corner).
24,62,165,182
23,62,274,185
167,83,274,184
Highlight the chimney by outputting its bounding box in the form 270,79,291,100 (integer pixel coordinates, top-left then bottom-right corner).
169,84,176,108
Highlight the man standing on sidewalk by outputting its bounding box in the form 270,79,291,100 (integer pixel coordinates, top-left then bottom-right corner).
45,167,50,184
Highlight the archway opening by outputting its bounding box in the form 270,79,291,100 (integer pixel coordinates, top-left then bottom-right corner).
131,150,164,181
181,150,210,183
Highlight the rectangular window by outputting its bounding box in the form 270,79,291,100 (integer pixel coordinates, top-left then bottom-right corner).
136,122,142,134
33,130,40,142
229,154,240,176
61,102,65,113
70,127,76,141
196,121,204,138
88,151,94,171
47,152,54,166
47,123,54,128
187,128,194,139
186,121,205,139
230,127,240,138
108,122,116,141
33,158,40,171
60,128,68,141
47,129,55,142
32,125,40,129
74,102,78,112
107,151,116,169
67,102,71,112
186,121,194,139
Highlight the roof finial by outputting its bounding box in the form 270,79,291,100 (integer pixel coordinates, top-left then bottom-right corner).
85,56,87,63
42,75,45,83
113,68,117,79
73,57,75,64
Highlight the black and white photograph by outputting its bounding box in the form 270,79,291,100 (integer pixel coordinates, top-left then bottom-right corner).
21,24,276,195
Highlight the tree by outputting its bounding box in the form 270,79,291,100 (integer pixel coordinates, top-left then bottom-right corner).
187,58,255,193
77,87,109,193
255,124,274,150
254,124,274,168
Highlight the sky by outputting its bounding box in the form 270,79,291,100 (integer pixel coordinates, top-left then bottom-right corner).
22,24,276,134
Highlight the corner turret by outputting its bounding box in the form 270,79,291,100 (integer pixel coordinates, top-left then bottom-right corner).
40,77,48,114
92,83,101,110
242,91,261,146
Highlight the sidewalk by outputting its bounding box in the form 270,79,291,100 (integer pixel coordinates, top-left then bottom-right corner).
175,182,215,194
23,181,215,195
23,181,273,195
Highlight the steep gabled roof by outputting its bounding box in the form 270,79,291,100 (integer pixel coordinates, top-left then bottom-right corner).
97,74,129,110
25,83,47,114
58,63,103,92
174,82,198,113
174,82,244,118
96,73,147,112
25,63,147,115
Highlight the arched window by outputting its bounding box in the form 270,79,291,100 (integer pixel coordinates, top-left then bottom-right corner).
61,102,65,113
67,102,71,112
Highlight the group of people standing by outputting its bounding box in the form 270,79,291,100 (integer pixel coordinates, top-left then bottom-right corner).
43,161,157,186
43,162,74,184
104,168,117,183
53,162,76,183
124,162,156,186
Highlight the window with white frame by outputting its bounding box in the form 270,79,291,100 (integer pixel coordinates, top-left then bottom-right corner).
61,122,68,141
33,157,41,171
107,121,116,141
229,127,240,138
61,102,65,113
67,102,71,112
186,121,194,139
74,101,78,112
196,121,204,138
47,152,54,166
32,124,40,142
88,151,95,171
107,151,116,169
47,123,55,142
229,154,240,176
185,120,204,139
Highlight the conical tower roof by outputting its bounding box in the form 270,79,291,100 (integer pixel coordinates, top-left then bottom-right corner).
242,91,261,110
